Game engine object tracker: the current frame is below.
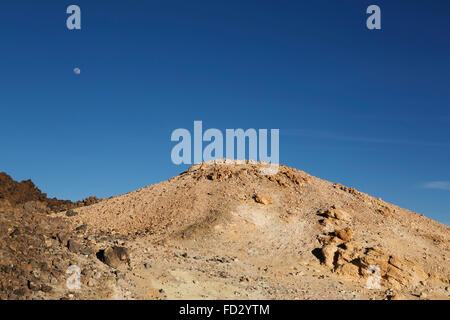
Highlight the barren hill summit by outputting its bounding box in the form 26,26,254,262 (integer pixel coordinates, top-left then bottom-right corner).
71,160,446,237
64,160,449,299
2,162,448,300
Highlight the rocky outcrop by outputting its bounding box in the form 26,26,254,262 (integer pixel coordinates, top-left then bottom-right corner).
317,207,429,289
0,172,100,213
253,194,274,205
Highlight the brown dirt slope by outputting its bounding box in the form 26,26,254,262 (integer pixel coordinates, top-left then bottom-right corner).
65,160,449,300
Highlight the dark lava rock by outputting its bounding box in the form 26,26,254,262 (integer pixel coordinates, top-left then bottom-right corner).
57,232,69,246
0,172,101,299
67,239,82,253
65,210,79,217
0,171,100,212
75,224,87,232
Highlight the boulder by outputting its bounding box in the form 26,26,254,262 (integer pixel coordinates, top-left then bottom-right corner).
324,208,351,222
335,227,354,242
321,244,338,268
65,210,79,217
100,246,129,268
253,194,274,205
67,239,82,253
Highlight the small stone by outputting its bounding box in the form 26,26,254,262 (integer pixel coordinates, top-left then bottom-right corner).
28,281,40,291
43,236,54,248
79,246,94,256
66,210,79,217
41,284,53,292
144,263,151,269
9,227,20,237
75,224,87,232
67,239,81,253
57,233,69,246
32,269,41,279
324,208,351,222
253,194,274,205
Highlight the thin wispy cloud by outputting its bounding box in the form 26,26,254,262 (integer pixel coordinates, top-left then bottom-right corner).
422,181,450,191
282,129,450,148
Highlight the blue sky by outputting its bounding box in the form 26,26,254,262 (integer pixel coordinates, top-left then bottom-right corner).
0,1,449,224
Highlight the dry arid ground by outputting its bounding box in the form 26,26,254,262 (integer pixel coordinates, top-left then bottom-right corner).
1,161,449,300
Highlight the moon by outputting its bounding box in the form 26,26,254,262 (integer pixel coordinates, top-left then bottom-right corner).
73,67,81,75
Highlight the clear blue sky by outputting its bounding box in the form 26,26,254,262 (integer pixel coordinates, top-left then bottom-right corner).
1,1,449,224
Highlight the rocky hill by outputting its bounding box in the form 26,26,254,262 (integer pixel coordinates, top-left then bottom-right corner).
1,162,449,300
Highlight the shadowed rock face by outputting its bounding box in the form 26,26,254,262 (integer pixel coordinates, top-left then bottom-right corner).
0,206,70,299
0,172,99,213
0,173,102,299
0,173,107,300
0,203,116,300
